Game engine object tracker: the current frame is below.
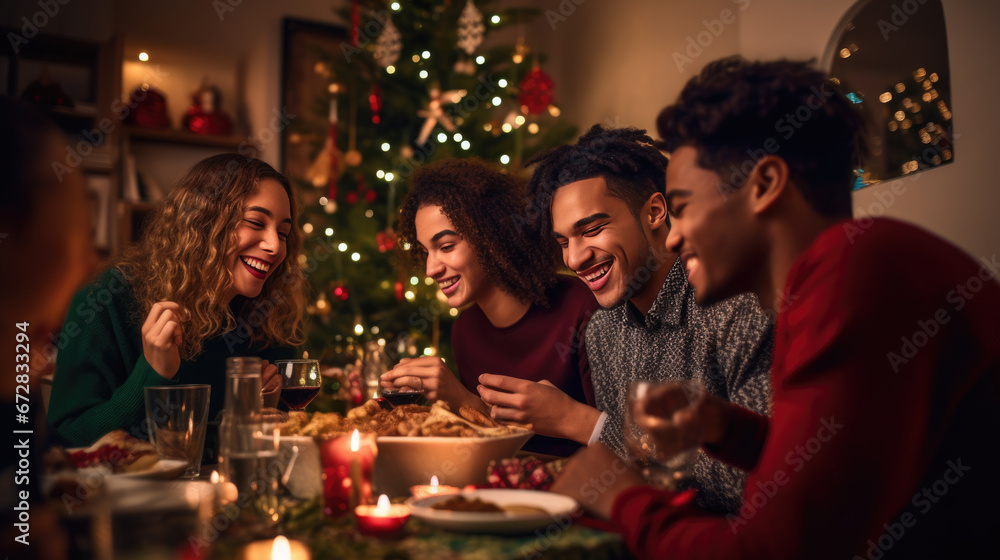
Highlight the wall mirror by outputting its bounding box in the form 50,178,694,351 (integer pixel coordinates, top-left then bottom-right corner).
823,0,952,188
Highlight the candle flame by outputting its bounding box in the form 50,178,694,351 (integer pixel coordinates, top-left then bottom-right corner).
350,429,360,452
271,535,291,560
210,470,219,484
376,494,391,515
430,475,439,488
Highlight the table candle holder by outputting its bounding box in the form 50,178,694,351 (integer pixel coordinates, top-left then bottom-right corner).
409,475,460,501
319,430,376,517
354,494,410,538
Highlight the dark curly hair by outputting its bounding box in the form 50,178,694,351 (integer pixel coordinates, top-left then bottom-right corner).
524,125,669,238
656,56,867,218
396,158,558,306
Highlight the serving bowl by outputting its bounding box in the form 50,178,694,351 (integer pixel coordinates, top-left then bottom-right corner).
375,431,533,497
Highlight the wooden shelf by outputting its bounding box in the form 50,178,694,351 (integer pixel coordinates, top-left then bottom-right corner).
123,126,247,150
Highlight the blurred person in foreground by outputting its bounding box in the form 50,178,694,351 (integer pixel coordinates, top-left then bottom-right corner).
48,153,304,447
381,158,599,457
552,56,1000,559
487,125,773,513
0,95,97,559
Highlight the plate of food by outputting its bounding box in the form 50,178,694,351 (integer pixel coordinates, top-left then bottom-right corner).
408,489,580,534
45,430,189,484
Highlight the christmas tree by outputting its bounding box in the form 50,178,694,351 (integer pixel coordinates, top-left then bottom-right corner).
287,0,577,369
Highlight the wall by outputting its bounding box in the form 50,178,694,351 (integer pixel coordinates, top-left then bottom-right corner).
739,0,999,264
528,0,748,135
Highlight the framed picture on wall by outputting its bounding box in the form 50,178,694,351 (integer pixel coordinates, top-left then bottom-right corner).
280,18,350,194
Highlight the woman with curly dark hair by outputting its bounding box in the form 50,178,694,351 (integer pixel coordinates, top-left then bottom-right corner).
382,158,599,456
48,154,305,446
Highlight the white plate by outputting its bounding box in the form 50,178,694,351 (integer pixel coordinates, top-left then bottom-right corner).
409,489,580,534
115,459,189,480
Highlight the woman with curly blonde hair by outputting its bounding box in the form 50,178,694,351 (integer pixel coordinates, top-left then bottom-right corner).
49,154,305,446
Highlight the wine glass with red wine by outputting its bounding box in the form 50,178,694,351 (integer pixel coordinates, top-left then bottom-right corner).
276,359,322,411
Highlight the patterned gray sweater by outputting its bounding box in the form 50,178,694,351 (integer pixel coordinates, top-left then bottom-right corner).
587,257,774,514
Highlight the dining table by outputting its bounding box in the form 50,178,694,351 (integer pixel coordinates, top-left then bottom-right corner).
56,462,629,560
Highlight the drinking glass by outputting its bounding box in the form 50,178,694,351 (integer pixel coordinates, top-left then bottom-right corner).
624,379,704,491
275,359,322,411
143,384,211,478
379,377,424,407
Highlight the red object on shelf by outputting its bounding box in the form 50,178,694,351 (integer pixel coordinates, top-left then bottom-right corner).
124,85,170,128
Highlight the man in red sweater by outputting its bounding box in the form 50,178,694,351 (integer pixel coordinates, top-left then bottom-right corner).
551,57,999,558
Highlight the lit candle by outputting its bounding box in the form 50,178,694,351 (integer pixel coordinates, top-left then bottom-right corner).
319,429,376,517
242,534,310,560
410,475,460,500
355,494,410,537
211,469,239,504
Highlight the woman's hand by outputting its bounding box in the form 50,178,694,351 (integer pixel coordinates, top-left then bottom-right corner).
380,357,479,410
477,374,602,443
141,301,185,379
261,359,281,408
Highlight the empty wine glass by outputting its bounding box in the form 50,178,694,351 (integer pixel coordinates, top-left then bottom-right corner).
276,359,322,411
624,379,704,490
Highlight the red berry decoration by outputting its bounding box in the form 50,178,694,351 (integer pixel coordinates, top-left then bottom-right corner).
518,67,555,115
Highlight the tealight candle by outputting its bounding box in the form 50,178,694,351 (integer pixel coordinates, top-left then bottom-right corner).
242,535,310,560
355,494,410,537
410,475,460,500
319,429,376,517
211,470,239,504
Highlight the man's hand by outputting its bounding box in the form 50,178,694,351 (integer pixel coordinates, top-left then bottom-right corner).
550,443,645,520
477,374,600,443
381,357,480,410
261,359,281,408
634,383,735,458
141,301,185,379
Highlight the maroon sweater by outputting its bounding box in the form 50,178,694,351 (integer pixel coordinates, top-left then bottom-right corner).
612,218,1000,559
453,275,599,457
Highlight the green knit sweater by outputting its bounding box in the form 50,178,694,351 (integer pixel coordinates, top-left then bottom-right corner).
48,268,293,446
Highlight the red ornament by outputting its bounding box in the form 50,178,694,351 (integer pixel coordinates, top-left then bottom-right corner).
394,281,404,301
365,189,377,203
182,85,233,135
376,229,396,253
369,82,383,125
518,67,555,115
123,86,170,128
333,284,349,301
346,192,358,205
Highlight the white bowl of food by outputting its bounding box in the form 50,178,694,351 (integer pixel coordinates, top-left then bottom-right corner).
374,430,533,497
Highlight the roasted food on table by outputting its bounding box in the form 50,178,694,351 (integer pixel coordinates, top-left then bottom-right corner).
278,400,532,439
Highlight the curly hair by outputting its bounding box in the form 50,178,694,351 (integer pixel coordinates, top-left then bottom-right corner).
116,154,305,359
656,56,867,218
396,158,557,307
524,125,669,238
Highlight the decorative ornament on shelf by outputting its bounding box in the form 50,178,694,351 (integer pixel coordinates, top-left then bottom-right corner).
457,0,486,55
21,67,73,109
124,84,170,128
182,82,233,135
416,87,462,145
518,65,555,115
373,17,402,68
